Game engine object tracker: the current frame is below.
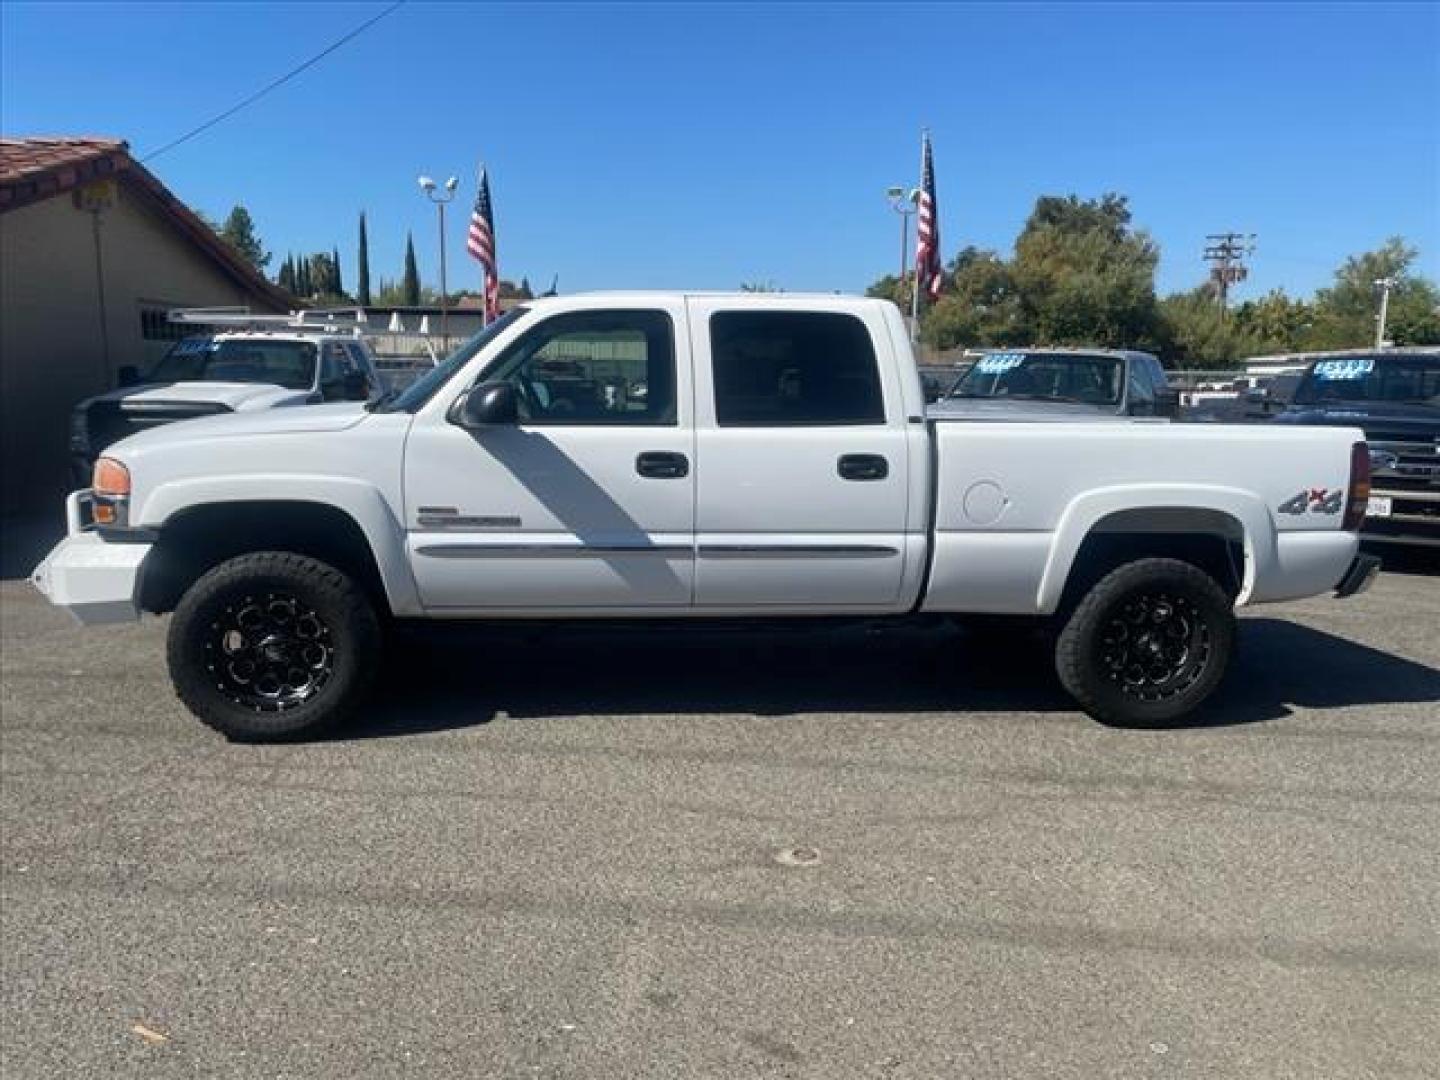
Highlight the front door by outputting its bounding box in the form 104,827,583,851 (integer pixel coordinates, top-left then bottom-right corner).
403,302,694,611
687,299,914,610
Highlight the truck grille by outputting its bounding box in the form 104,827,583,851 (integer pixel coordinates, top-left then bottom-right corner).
1368,434,1440,532
87,400,231,454
1369,435,1440,492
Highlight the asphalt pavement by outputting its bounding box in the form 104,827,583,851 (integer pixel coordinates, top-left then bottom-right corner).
2,560,1438,1079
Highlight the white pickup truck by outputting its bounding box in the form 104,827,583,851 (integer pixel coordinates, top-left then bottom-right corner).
33,293,1380,740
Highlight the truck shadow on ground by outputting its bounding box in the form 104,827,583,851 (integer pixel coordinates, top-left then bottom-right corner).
347,617,1440,740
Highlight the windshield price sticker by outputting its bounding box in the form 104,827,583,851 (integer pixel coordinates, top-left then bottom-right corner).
1313,358,1375,381
977,353,1025,375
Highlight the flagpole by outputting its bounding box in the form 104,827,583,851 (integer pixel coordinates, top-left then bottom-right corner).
477,162,489,327
910,129,925,345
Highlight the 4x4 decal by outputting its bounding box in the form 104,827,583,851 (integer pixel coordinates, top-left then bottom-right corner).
1278,488,1343,515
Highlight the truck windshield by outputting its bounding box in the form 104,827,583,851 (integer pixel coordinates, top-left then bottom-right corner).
145,338,317,390
951,351,1123,405
371,306,528,413
1292,353,1440,407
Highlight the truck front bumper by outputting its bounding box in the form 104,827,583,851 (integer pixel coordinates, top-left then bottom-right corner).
30,491,152,626
1334,553,1382,599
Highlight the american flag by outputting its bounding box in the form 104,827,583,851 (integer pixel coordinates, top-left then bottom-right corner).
915,133,943,303
466,167,500,323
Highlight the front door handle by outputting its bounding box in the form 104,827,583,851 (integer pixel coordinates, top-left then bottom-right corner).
837,453,888,481
636,451,689,479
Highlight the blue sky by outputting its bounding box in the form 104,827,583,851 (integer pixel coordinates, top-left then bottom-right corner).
3,2,1437,300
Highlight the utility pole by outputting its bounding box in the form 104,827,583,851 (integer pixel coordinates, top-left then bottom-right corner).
1203,232,1256,316
1373,276,1396,348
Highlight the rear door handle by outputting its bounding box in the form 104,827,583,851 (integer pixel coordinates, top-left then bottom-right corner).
837,453,888,481
636,451,689,479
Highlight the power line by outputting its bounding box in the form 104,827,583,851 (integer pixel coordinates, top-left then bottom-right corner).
141,1,405,164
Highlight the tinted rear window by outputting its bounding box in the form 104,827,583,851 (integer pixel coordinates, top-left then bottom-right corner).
710,311,885,426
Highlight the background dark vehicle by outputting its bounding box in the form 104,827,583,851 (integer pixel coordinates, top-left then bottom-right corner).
1271,349,1440,547
69,333,379,485
930,348,1179,419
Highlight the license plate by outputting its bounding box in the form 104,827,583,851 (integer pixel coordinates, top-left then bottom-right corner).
1365,495,1393,518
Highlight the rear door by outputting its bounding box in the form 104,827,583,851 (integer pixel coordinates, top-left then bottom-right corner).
687,299,915,610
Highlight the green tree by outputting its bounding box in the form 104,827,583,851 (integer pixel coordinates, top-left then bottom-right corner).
922,247,1025,349
1307,238,1440,348
1156,285,1260,368
276,253,294,294
357,212,372,306
297,255,312,298
402,233,421,307
1230,289,1314,355
1009,193,1160,348
865,274,909,306
218,205,270,270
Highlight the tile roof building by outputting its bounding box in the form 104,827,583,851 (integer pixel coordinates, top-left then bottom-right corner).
0,136,291,519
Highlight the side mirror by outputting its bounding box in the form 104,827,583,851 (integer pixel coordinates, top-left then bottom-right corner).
1155,388,1181,418
451,380,518,428
921,374,942,404
117,365,139,388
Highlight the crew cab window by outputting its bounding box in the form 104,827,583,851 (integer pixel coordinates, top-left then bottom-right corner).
344,343,372,373
1127,365,1156,413
710,311,885,426
486,309,676,425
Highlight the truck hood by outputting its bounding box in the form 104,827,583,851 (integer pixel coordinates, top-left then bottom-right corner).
927,398,1129,422
107,401,371,454
83,381,314,412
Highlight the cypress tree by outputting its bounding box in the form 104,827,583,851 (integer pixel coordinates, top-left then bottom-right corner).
402,233,420,306
357,212,371,306
331,246,344,297
299,255,312,298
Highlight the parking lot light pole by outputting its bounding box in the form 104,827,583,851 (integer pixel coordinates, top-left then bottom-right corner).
418,175,459,348
887,186,919,314
881,187,915,300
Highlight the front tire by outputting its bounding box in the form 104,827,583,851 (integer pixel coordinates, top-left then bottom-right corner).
167,552,381,741
1056,558,1235,727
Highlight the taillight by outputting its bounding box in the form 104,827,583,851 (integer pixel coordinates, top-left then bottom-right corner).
1342,442,1370,531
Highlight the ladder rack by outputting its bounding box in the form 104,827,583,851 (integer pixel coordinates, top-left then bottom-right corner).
168,307,441,365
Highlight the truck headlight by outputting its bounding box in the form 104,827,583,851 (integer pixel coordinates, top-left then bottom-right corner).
92,457,130,527
69,407,90,453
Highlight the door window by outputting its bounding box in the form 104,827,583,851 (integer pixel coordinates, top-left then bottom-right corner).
319,343,355,400
485,310,676,425
1127,365,1156,414
709,311,884,426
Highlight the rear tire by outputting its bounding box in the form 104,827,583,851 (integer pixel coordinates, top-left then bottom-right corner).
167,552,381,741
1056,558,1235,727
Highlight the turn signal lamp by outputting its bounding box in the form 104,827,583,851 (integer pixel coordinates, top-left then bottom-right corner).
92,457,131,526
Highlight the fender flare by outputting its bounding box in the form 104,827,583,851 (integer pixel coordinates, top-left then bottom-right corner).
135,476,422,616
1036,483,1277,613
